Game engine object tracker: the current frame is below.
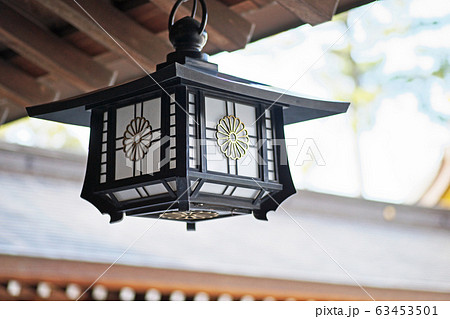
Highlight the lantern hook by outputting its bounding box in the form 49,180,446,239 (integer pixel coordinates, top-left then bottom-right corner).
164,0,209,65
169,0,208,35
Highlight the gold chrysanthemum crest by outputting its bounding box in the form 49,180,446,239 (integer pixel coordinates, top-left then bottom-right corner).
216,115,249,160
122,117,152,161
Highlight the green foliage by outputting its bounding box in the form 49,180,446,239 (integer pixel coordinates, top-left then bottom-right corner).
432,59,450,79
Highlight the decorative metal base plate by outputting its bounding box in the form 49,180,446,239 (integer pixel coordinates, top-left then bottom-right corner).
160,211,219,221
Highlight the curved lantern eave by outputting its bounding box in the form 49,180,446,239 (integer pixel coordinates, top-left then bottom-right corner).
27,60,349,128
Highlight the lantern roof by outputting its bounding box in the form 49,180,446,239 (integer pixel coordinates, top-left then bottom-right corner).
27,58,349,127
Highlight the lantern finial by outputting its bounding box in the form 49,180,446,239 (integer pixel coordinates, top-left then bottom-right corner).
166,0,208,64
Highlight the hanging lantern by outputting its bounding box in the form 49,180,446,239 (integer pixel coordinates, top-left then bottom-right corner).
27,0,349,230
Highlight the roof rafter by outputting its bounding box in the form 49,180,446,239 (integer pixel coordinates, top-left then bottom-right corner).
37,0,172,72
276,0,340,25
0,103,27,125
0,59,56,106
0,2,115,92
152,0,255,52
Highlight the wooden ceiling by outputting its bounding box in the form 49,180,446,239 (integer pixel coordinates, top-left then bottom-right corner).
0,0,373,124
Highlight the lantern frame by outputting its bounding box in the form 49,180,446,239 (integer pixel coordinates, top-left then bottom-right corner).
28,58,349,227
26,0,350,229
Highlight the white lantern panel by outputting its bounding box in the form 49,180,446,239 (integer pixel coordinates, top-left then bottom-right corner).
189,115,195,126
189,158,198,169
223,186,235,196
234,188,260,199
205,97,226,127
229,159,237,175
268,171,275,181
190,180,200,193
201,182,227,195
116,105,134,139
188,137,196,147
143,139,161,174
168,94,176,170
206,139,228,173
188,93,199,170
142,98,161,129
167,181,177,192
204,96,261,179
100,111,108,184
114,98,162,180
189,125,197,135
235,103,256,136
143,183,167,196
205,129,215,139
237,138,259,178
115,150,134,180
268,160,275,172
135,160,143,175
152,130,161,140
114,189,141,201
226,101,233,115
267,139,274,150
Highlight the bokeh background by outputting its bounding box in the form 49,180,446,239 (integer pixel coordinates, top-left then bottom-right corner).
0,0,449,301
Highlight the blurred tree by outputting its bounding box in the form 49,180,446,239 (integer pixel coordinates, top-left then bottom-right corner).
0,117,88,154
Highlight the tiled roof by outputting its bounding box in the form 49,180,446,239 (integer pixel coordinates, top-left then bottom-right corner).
1,142,449,293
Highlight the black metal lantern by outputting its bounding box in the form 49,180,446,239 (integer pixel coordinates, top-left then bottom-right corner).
27,0,349,230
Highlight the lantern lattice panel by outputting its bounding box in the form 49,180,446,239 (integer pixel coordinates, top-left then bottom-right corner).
114,97,162,180
203,95,259,179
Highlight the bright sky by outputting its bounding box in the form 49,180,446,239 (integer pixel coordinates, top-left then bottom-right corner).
210,0,450,204
1,0,449,205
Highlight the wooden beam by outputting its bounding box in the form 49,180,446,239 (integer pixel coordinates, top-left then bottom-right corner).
152,0,255,52
276,0,340,25
0,59,56,106
1,255,449,301
36,0,172,72
0,284,15,301
0,104,27,125
0,2,115,92
337,0,375,14
42,283,69,301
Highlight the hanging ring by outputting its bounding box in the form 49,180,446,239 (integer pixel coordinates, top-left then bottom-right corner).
169,0,208,34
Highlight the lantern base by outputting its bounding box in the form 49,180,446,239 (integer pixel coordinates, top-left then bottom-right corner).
131,208,251,231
